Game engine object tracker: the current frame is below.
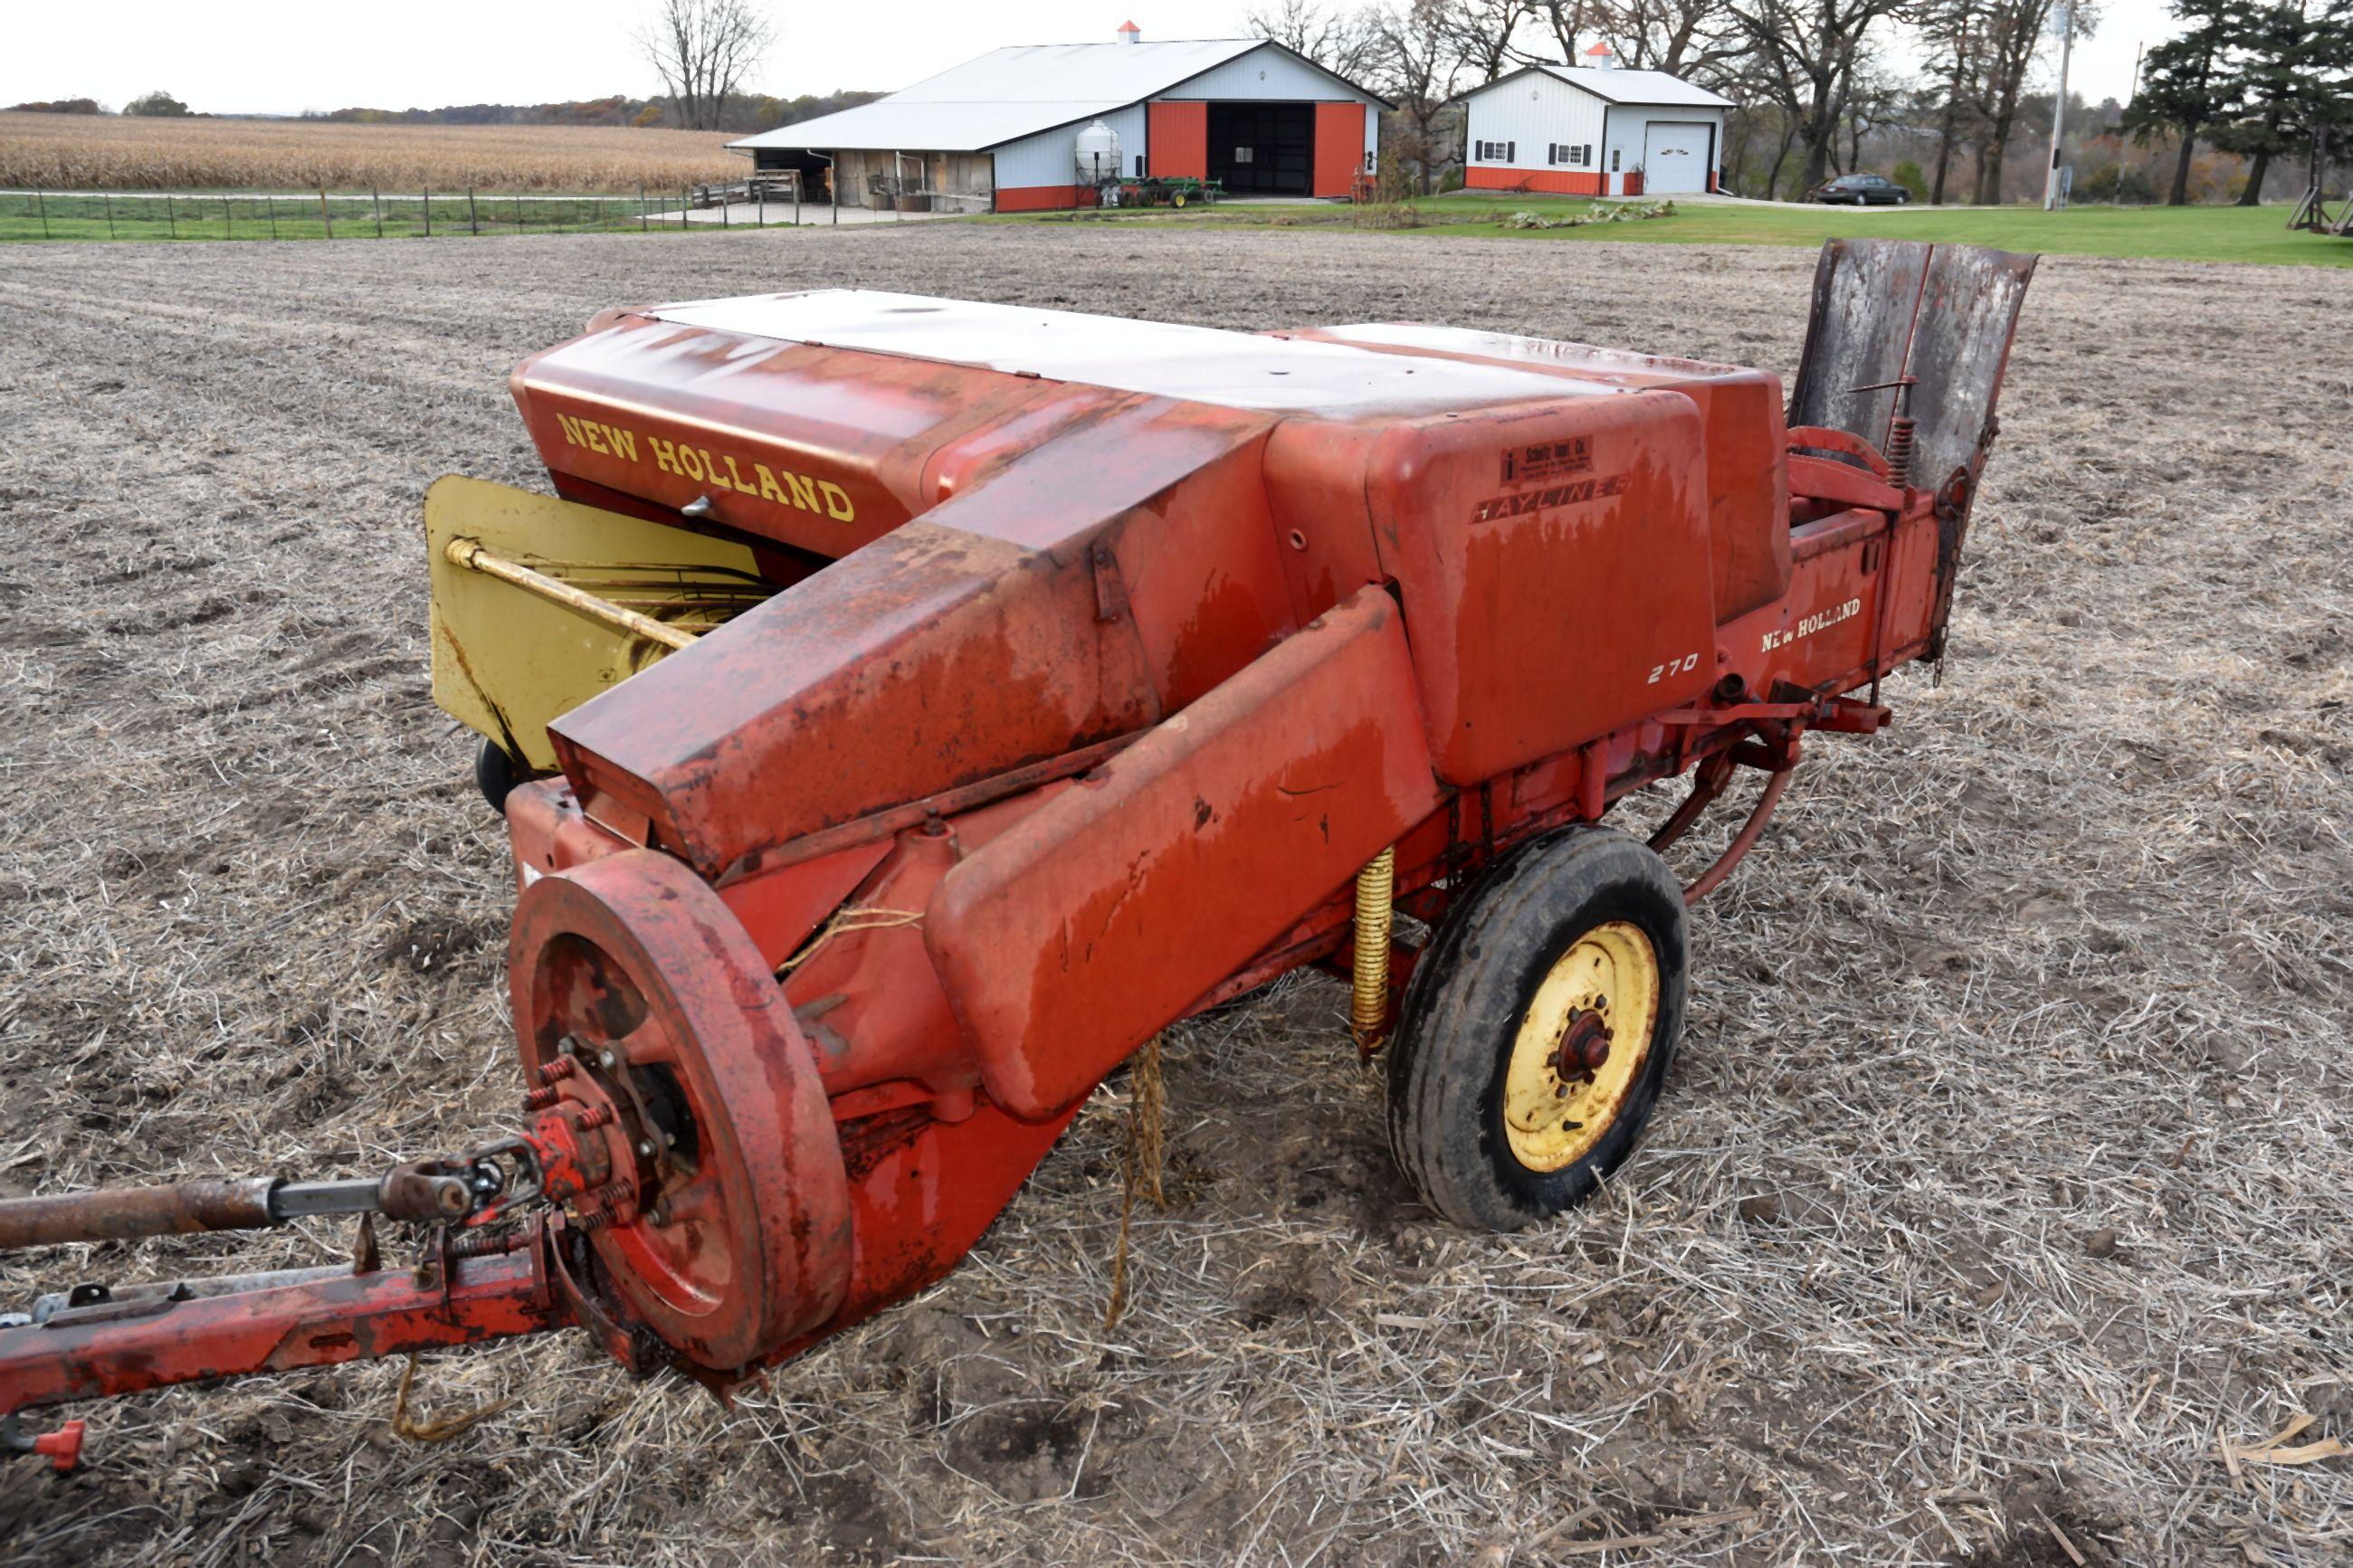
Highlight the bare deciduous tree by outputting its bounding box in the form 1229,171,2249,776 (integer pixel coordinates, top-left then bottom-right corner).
1443,0,1543,81
636,0,776,132
1727,0,1905,194
1246,0,1384,79
1592,0,1746,77
1368,0,1470,190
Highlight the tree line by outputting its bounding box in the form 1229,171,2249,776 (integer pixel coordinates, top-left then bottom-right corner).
1248,0,2353,203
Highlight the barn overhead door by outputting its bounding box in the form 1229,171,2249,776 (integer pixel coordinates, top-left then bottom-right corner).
1642,121,1711,194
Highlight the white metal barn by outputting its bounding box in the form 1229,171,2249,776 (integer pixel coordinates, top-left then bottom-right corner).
729,22,1388,214
1455,43,1733,198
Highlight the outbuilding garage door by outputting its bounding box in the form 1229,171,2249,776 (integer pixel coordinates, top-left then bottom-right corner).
1642,122,1711,194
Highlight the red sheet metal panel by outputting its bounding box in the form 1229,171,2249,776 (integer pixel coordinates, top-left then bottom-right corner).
1148,100,1207,180
549,519,1159,876
1313,103,1365,197
926,587,1442,1120
1290,323,1792,622
1464,166,1603,196
995,185,1095,212
1367,393,1719,784
511,319,1092,558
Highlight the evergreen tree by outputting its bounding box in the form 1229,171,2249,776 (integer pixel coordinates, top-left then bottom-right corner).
2124,0,2237,204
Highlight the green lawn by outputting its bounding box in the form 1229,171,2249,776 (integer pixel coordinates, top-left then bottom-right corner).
0,190,707,242
1005,195,2352,269
12,184,2345,268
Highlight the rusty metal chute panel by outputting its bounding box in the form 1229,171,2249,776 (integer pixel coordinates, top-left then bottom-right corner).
1299,323,1793,622
548,400,1296,879
926,587,1443,1121
1367,393,1719,784
1789,239,2037,495
548,520,1159,876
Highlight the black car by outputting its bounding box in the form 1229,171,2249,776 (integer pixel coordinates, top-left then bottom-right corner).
1811,173,1912,205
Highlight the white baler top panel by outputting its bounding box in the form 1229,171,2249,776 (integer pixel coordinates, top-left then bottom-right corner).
643,290,1624,418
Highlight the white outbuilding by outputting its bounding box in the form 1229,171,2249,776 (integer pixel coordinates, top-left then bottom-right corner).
729,22,1389,214
1454,42,1734,198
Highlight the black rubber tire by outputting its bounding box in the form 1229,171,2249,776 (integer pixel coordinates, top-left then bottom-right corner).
475,738,526,816
1385,825,1688,1231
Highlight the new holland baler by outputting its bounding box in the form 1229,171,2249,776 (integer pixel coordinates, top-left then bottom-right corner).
0,239,2033,1470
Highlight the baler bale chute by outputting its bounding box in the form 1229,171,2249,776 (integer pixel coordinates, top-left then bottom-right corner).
0,239,2035,1471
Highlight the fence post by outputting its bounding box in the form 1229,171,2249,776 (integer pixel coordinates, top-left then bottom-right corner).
265,195,276,239
167,193,176,240
424,185,433,238
104,192,115,239
36,190,49,240
222,195,231,239
639,185,647,233
757,180,764,227
468,187,479,236
373,186,382,239
515,195,523,233
319,186,332,240
681,185,690,231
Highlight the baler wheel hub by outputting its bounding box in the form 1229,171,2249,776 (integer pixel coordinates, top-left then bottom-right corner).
1501,921,1661,1173
510,851,852,1372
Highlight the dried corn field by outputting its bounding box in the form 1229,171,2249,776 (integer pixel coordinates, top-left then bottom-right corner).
0,226,2348,1567
0,112,741,193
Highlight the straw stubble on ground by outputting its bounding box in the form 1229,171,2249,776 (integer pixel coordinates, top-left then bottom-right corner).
0,226,2347,1566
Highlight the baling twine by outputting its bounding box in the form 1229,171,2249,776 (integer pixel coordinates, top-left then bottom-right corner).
776,905,926,976
390,1353,513,1444
1103,1034,1167,1331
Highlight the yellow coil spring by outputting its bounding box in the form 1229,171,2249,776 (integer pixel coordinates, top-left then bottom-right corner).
1350,847,1396,1055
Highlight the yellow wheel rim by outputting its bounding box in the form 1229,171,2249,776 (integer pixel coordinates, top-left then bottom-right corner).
1500,920,1661,1173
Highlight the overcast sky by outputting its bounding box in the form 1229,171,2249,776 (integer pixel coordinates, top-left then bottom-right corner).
6,2,2173,119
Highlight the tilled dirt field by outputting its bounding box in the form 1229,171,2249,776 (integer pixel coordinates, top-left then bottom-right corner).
0,225,2348,1566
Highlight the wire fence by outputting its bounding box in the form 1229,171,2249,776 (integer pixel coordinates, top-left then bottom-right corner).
1,181,821,242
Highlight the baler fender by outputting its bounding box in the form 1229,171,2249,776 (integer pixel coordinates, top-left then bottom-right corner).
925,587,1443,1120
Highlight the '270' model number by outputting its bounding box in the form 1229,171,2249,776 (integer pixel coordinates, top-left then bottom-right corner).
1760,597,1862,652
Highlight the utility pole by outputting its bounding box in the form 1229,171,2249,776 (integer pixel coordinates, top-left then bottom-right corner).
2043,0,2076,210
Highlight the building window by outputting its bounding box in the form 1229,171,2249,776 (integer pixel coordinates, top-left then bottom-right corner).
1548,143,1592,167
1475,139,1517,162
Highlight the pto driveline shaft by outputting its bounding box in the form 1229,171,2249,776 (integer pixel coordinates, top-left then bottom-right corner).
0,1179,277,1250
0,1171,465,1251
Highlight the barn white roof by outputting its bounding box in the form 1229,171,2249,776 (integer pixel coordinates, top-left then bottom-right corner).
1531,64,1735,109
730,38,1379,155
1458,63,1735,110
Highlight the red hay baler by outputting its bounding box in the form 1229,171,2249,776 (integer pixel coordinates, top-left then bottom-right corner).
0,240,2034,1471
